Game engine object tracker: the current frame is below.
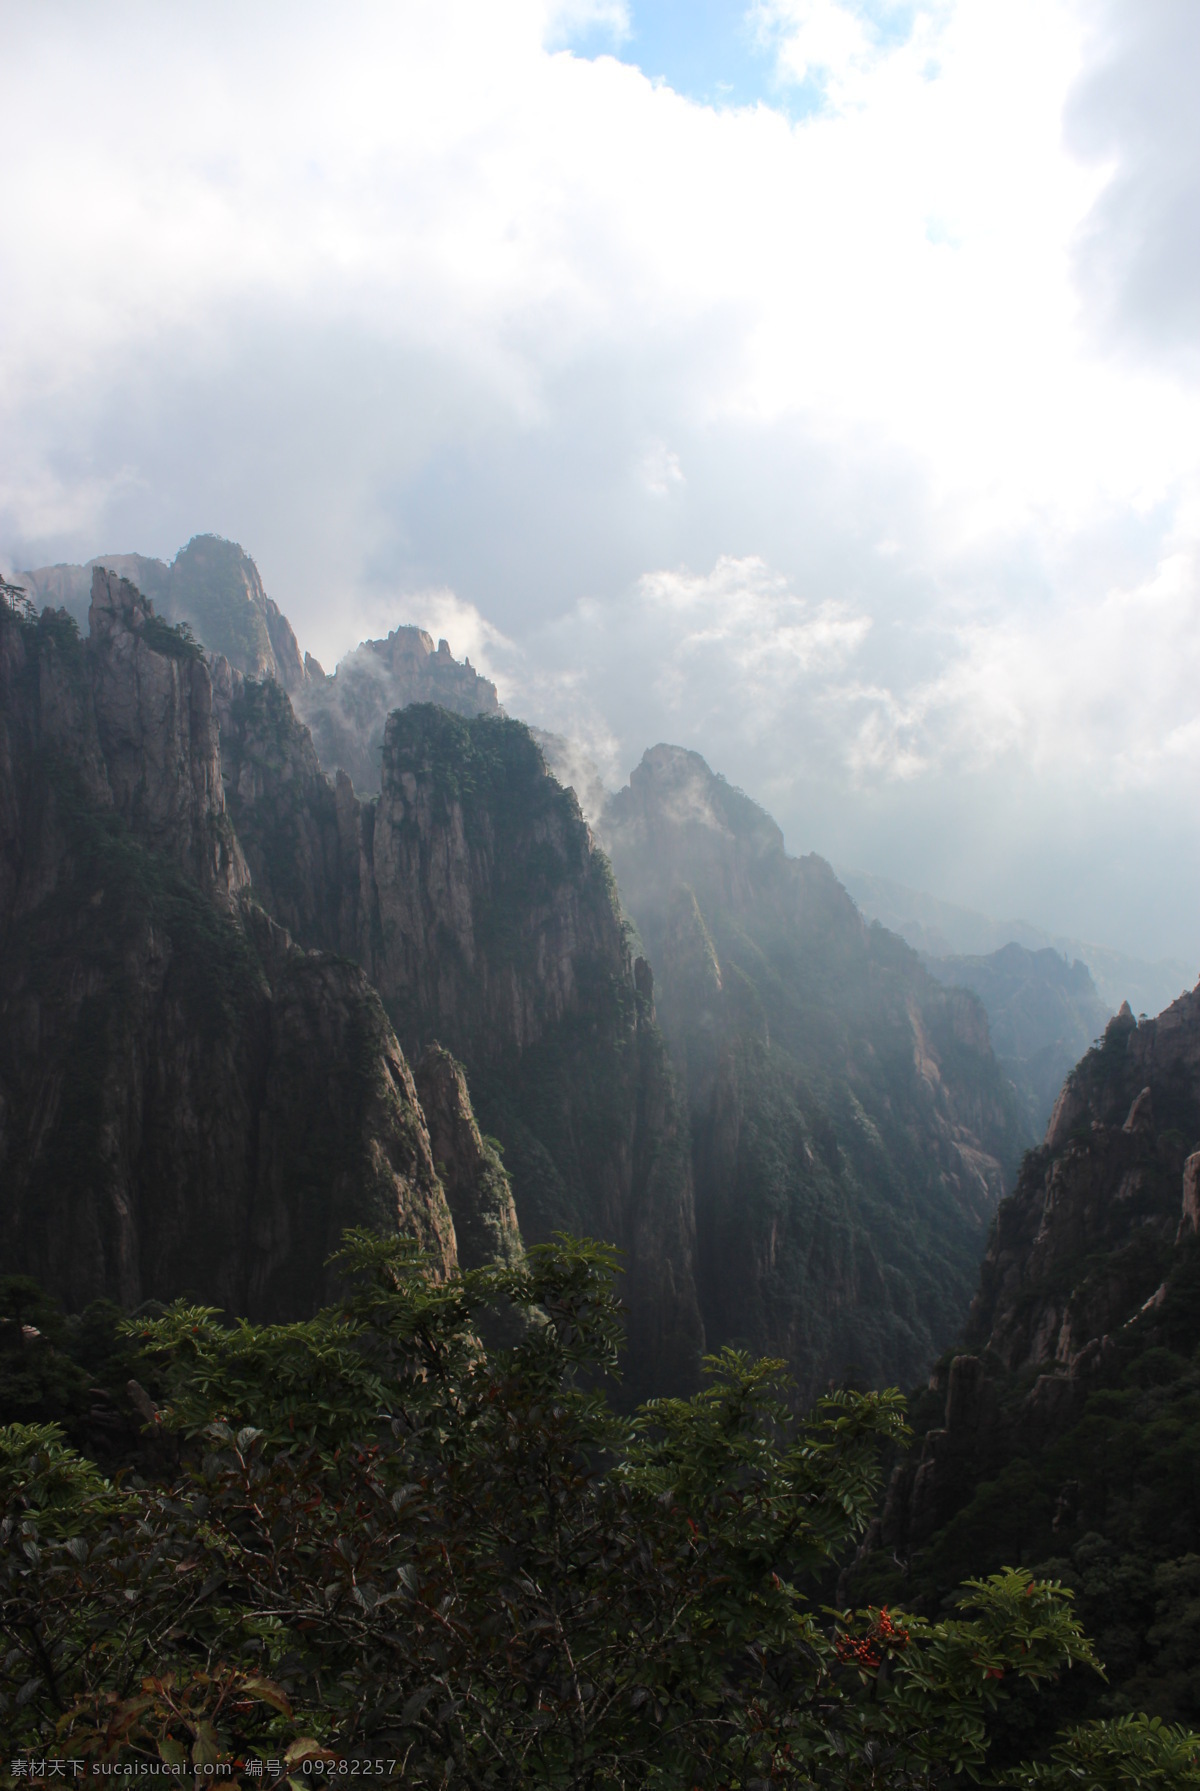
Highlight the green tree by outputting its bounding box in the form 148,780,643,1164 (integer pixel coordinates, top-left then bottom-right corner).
1,1234,1196,1785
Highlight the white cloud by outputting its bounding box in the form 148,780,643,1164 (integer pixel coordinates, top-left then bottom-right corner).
754,0,888,101
637,440,685,496
1,0,1198,955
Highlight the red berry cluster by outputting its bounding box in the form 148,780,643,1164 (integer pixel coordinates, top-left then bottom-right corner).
836,1634,882,1670
835,1606,911,1671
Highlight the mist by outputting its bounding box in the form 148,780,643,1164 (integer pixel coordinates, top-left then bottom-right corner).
3,0,1198,963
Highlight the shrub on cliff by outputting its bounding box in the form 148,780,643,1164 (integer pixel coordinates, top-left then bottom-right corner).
1,1237,1197,1786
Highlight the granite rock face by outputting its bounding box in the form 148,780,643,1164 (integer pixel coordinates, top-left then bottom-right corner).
599,743,1027,1400
866,981,1200,1569
213,694,705,1399
0,586,456,1319
414,1045,523,1273
966,993,1200,1374
87,569,249,897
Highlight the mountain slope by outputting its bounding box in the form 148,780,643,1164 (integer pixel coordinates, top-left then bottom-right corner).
600,744,1028,1400
842,866,1194,1020
295,624,500,794
0,575,458,1317
850,987,1200,1730
208,670,705,1400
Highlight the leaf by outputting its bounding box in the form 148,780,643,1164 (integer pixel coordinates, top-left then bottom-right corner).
193,1721,221,1767
401,1685,437,1724
284,1739,337,1765
158,1739,187,1768
242,1676,293,1717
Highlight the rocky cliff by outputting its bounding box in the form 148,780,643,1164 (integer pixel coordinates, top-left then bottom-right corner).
21,536,308,692
599,744,1027,1400
850,982,1200,1727
211,685,704,1399
967,993,1200,1377
0,575,459,1319
413,1045,523,1274
24,540,503,800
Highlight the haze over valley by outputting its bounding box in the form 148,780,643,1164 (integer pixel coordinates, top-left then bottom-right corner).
4,0,1200,1771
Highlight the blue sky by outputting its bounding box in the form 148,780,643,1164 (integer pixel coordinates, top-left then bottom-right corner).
562,2,781,110
2,0,1199,962
558,1,921,114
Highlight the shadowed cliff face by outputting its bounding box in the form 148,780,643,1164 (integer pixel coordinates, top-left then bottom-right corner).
966,993,1200,1377
600,744,1027,1401
87,569,250,898
849,981,1200,1731
861,988,1200,1555
216,692,705,1400
0,578,457,1318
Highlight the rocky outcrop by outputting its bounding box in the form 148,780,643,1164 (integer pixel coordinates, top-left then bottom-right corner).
599,743,1027,1400
22,536,308,692
414,1045,523,1273
873,1353,1003,1556
0,584,456,1320
295,624,500,795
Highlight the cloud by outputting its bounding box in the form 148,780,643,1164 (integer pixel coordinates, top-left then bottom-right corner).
753,0,899,104
1066,0,1200,369
503,552,872,778
637,440,685,497
1,0,1198,956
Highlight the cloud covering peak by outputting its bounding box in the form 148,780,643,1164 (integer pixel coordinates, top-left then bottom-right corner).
2,0,1198,960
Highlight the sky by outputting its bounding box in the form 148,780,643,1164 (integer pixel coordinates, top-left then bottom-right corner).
2,0,1199,961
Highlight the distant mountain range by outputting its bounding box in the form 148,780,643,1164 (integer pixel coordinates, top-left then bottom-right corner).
923,943,1110,1141
840,867,1195,1023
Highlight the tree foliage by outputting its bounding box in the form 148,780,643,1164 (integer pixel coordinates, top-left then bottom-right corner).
1,1236,1196,1785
